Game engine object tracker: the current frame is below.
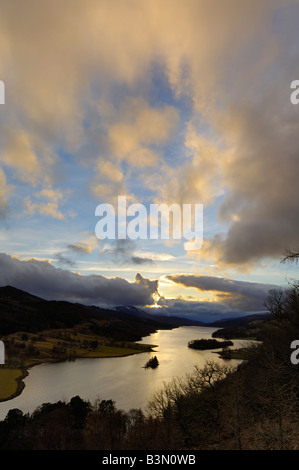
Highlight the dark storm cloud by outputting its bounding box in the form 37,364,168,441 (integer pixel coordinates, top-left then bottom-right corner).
0,253,158,307
166,273,276,312
203,6,299,268
213,95,299,266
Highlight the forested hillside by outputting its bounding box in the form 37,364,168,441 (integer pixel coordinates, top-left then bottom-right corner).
0,286,175,341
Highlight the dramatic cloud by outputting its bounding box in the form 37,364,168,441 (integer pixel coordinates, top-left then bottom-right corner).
154,298,239,323
0,253,159,307
166,273,276,312
0,0,298,302
0,253,280,322
201,79,299,267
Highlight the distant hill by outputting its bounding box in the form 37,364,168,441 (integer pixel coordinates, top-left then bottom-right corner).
0,285,271,342
0,285,44,303
208,313,270,328
210,313,271,340
0,286,173,342
115,305,205,327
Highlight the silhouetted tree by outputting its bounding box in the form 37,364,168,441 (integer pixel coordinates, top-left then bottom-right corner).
69,395,91,429
282,249,299,264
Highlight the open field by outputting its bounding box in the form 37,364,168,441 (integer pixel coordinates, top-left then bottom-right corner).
0,368,27,402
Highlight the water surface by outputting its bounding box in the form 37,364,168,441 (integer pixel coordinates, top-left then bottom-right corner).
0,326,249,419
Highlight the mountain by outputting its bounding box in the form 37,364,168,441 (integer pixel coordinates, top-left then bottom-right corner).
0,286,173,342
0,285,271,343
115,305,206,327
0,285,44,303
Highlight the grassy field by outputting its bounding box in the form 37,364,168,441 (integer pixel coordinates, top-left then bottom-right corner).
0,326,153,402
0,368,27,401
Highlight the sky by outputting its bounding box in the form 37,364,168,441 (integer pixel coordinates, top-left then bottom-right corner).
0,0,298,322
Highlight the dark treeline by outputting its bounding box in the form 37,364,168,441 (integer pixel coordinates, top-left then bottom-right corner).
1,282,299,450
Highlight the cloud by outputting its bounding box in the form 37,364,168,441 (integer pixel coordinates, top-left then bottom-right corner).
192,88,299,269
0,168,11,219
135,272,159,298
0,252,278,322
89,97,179,203
97,161,123,183
67,244,93,255
106,97,179,167
154,297,237,323
166,273,276,312
53,252,76,268
158,130,226,206
0,253,159,307
1,128,41,185
0,0,298,272
67,234,99,254
23,189,67,220
100,239,173,265
101,239,135,260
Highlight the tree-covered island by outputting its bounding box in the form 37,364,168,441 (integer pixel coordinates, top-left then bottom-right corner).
188,338,233,350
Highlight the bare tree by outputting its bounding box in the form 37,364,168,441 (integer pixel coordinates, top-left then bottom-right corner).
281,249,299,264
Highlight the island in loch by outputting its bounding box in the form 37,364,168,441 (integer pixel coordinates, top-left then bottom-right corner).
188,338,234,350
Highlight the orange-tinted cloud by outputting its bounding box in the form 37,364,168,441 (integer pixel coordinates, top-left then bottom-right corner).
0,0,297,271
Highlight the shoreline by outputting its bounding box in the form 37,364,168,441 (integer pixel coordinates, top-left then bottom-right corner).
0,345,155,403
12,368,28,401
0,368,28,403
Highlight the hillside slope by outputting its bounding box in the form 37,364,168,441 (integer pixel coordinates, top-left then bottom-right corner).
0,286,172,342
